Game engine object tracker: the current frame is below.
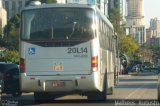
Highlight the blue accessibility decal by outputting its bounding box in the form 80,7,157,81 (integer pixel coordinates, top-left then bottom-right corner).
28,48,35,55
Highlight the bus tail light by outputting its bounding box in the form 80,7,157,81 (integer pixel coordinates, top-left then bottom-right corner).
91,56,98,71
20,58,25,72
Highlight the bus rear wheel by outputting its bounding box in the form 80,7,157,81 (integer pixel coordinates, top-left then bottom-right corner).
12,91,22,97
158,86,160,101
87,90,106,101
87,74,107,101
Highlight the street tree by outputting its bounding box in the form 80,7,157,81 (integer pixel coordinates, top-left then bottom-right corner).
0,14,20,63
108,8,139,57
148,46,160,63
109,8,123,34
119,35,139,56
3,14,20,50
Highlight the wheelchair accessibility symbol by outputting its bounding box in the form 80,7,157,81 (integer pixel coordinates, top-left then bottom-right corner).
28,48,35,55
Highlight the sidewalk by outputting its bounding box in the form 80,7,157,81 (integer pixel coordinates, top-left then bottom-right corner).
119,72,139,78
119,74,131,78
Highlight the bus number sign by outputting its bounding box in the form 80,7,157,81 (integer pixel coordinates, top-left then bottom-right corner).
67,47,88,54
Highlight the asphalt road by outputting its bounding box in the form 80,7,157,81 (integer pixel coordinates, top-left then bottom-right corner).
1,71,159,106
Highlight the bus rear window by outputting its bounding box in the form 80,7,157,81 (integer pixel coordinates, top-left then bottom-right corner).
21,8,95,41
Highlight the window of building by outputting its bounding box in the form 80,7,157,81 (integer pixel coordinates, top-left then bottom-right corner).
12,1,16,10
18,1,22,12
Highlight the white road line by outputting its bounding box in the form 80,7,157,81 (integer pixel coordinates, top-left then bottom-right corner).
125,84,146,99
137,88,147,99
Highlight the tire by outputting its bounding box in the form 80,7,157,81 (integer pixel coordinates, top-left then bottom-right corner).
107,87,113,95
158,85,160,101
87,91,106,101
34,92,54,103
87,74,106,101
12,91,22,97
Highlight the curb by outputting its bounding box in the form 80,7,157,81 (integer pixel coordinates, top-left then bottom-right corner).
119,75,132,78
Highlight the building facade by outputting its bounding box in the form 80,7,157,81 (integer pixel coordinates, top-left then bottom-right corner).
108,0,120,12
108,0,125,18
57,0,108,16
145,28,151,46
150,17,160,38
150,37,160,47
107,0,125,30
146,18,160,47
1,0,110,21
2,0,29,21
125,0,146,45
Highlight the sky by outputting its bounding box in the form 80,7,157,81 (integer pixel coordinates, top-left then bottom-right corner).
144,0,160,28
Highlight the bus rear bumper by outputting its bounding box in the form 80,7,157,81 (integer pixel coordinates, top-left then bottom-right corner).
20,72,101,93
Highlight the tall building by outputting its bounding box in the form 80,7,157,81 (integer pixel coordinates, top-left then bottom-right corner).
2,0,29,21
108,0,125,17
0,0,7,36
150,37,160,47
146,28,151,46
108,0,126,28
125,0,146,45
146,18,160,47
58,0,108,16
0,0,2,6
150,17,160,38
108,0,120,12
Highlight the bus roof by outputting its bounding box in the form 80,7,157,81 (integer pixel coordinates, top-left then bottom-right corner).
23,3,96,10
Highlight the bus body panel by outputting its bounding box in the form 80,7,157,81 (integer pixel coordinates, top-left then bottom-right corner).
21,41,92,76
20,38,102,93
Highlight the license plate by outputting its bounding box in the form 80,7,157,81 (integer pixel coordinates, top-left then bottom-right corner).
52,81,65,87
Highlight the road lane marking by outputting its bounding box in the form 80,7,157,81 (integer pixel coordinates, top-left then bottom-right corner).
125,84,146,99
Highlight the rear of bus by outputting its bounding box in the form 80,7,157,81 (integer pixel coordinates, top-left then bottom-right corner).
19,4,102,96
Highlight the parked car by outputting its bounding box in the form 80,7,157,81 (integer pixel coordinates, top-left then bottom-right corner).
130,65,140,72
0,62,22,97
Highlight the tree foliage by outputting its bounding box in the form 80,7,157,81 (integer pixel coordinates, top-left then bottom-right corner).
0,50,19,64
148,46,160,63
0,14,20,63
3,14,20,50
109,8,122,34
119,35,139,56
108,8,139,57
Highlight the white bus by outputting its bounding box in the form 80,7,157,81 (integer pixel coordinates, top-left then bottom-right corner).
19,2,118,102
